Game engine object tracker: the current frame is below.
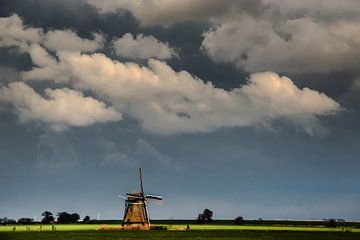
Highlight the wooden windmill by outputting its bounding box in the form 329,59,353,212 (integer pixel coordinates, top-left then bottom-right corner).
119,168,163,230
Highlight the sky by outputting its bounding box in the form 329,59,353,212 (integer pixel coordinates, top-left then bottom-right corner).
0,0,359,221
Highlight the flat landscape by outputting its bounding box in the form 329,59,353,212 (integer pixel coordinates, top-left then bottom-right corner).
1,1,360,240
1,224,360,240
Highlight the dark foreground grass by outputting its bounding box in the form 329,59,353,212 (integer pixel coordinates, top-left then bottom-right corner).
1,230,360,240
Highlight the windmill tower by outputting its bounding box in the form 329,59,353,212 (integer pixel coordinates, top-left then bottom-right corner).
119,168,163,230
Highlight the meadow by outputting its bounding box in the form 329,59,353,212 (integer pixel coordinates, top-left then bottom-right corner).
1,223,360,240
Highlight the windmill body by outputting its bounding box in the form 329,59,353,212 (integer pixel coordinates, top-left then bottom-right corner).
121,168,162,230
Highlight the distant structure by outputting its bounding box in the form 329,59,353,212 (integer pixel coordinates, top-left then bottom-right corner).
119,168,163,230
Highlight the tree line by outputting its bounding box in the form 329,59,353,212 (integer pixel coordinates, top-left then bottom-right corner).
1,208,340,228
1,211,92,225
195,209,338,228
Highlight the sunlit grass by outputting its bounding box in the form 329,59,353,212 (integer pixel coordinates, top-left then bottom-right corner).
0,224,359,232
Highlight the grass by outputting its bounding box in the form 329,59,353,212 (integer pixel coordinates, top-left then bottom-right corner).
1,224,360,240
1,223,359,232
1,229,360,240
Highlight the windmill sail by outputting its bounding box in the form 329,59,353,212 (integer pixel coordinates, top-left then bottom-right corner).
139,168,144,195
146,194,163,200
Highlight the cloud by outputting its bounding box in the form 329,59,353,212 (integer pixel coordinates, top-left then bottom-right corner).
0,13,341,134
23,48,341,134
97,137,135,167
201,17,360,74
86,0,265,26
43,30,103,52
22,43,69,82
85,0,360,74
264,0,360,21
35,132,79,168
87,0,360,27
0,67,20,84
135,139,172,166
101,151,134,167
0,82,121,130
112,33,177,59
0,14,42,51
338,78,360,109
243,72,341,134
98,137,171,167
0,14,103,53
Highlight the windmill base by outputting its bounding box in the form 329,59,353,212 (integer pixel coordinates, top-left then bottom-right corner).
97,224,150,231
122,223,151,230
98,224,167,231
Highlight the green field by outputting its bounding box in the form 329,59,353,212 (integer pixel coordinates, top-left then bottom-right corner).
1,224,360,240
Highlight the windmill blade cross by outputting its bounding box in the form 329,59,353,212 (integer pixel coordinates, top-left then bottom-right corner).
139,168,144,196
145,194,163,200
118,195,127,200
126,193,143,199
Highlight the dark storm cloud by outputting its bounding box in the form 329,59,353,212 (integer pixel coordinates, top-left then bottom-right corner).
0,0,139,38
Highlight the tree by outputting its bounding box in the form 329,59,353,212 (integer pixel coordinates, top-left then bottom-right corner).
203,209,213,221
197,213,205,223
0,217,7,225
57,212,80,224
71,213,80,223
41,211,54,224
234,216,244,225
2,218,16,225
197,209,213,223
18,218,34,225
83,216,90,223
57,212,70,224
327,219,337,228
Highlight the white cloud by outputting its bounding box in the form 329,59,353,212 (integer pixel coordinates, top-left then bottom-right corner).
0,82,121,130
23,48,341,134
201,17,360,73
43,30,103,52
243,72,341,134
112,33,177,59
0,14,42,51
0,14,103,53
244,72,340,116
22,44,69,82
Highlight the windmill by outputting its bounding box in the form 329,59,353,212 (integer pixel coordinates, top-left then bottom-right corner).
119,168,163,230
